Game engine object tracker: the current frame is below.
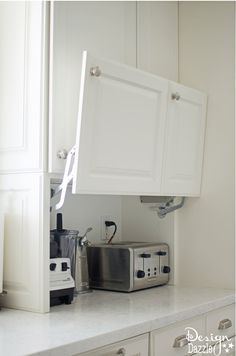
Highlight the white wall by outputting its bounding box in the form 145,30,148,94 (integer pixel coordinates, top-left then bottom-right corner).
176,2,235,289
50,185,122,244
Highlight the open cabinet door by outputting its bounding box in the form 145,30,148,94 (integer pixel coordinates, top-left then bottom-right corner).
73,52,168,195
72,51,168,195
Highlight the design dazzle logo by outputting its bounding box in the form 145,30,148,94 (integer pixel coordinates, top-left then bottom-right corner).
185,327,234,355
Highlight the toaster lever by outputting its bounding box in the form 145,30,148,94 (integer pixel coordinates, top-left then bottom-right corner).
156,251,167,256
140,253,151,258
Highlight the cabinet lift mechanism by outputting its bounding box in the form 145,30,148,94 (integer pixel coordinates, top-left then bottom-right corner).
51,146,76,211
50,146,185,217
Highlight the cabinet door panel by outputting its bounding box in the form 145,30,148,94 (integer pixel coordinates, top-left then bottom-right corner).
77,334,149,356
0,2,47,173
73,52,168,195
162,82,207,196
0,174,49,312
49,2,136,173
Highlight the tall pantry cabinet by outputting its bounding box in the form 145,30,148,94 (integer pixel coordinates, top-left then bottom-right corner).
0,2,50,312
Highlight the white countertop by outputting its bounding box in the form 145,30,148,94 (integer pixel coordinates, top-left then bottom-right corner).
0,286,235,356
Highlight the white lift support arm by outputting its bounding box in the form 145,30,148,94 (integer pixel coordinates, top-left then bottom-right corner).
51,146,76,210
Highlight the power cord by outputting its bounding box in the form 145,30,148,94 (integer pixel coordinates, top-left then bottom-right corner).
105,221,117,244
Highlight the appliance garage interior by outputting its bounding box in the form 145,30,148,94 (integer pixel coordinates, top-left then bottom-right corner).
0,2,235,356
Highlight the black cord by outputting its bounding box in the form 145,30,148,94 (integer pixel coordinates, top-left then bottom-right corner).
105,221,117,244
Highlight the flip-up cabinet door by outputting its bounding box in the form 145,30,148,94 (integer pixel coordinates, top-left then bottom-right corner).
72,52,168,195
162,82,207,196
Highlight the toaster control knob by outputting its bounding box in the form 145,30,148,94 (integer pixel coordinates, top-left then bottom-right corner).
162,266,171,274
137,270,145,278
61,262,69,271
50,263,56,271
140,253,151,258
156,251,167,256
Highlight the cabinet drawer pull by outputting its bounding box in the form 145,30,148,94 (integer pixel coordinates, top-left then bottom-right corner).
57,149,68,160
90,66,102,77
173,334,189,348
117,348,126,355
171,92,181,101
218,318,232,330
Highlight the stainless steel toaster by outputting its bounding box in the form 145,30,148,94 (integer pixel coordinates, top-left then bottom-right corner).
87,242,170,292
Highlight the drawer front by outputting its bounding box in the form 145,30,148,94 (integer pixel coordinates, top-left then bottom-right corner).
150,316,205,356
206,304,235,342
77,333,149,356
213,336,235,355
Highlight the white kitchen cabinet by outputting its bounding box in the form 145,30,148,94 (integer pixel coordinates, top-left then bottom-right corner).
137,1,178,81
150,316,205,356
0,173,49,312
49,1,136,174
77,334,149,356
0,1,50,313
69,52,206,197
206,304,235,342
72,52,168,195
0,2,48,173
49,2,207,198
162,82,207,196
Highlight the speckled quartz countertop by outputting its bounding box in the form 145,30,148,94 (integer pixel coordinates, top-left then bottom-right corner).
0,286,235,356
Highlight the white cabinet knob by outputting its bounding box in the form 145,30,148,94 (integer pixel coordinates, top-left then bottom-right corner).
218,318,232,330
171,92,181,101
57,149,68,160
90,66,102,77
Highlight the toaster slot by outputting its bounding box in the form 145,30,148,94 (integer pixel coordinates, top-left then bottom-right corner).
133,244,170,291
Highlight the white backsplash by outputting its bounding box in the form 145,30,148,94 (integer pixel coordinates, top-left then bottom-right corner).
50,185,122,244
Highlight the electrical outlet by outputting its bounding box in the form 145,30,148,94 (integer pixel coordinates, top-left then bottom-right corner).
100,216,116,241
